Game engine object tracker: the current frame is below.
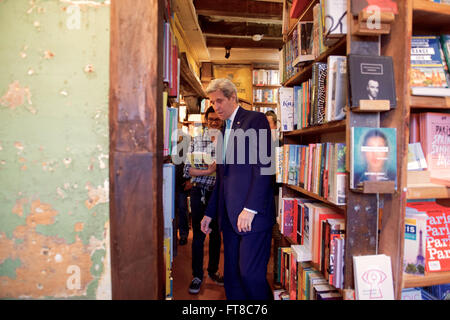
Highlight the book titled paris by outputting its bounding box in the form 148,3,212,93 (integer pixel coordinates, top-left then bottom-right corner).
347,54,397,109
350,127,397,190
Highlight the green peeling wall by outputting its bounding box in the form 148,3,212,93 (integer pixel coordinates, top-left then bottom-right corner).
0,0,111,299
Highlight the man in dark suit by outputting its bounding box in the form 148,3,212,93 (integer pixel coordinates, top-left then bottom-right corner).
200,78,276,300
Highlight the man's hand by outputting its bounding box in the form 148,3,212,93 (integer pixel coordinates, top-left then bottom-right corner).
237,209,256,233
201,215,213,235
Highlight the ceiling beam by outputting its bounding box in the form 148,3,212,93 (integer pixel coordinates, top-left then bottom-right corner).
172,0,210,62
198,15,282,37
208,47,280,64
193,0,283,20
206,36,283,49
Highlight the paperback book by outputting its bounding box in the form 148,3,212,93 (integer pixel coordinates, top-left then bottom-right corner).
348,54,397,109
350,127,397,190
353,254,395,300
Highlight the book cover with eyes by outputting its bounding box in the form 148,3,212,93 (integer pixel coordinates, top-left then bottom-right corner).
348,54,397,109
350,127,397,190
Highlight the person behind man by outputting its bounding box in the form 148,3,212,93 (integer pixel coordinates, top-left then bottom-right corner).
183,106,224,294
201,78,276,300
174,133,192,246
265,110,282,288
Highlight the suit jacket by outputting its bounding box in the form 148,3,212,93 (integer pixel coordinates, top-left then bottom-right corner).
205,107,276,235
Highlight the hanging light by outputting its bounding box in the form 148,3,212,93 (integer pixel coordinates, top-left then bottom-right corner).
252,34,263,41
225,46,231,59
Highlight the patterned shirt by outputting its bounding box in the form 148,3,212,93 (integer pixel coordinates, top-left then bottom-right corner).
183,128,217,190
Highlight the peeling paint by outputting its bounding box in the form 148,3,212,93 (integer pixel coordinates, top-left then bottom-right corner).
85,180,109,209
0,0,110,299
0,81,32,110
60,0,111,7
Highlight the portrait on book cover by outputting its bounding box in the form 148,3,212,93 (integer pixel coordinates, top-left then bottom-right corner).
348,54,397,108
352,127,397,189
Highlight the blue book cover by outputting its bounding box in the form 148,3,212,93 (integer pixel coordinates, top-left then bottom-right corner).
411,36,448,87
351,127,397,190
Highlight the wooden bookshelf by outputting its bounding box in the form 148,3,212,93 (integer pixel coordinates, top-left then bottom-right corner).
407,183,450,199
403,271,450,288
253,102,278,106
284,120,346,136
410,95,450,109
286,185,346,213
412,0,450,32
286,0,319,38
282,37,347,87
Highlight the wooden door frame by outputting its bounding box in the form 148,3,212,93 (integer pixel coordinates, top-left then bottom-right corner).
109,0,165,299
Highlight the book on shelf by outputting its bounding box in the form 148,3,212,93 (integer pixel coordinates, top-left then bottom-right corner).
350,0,399,15
440,35,450,74
350,127,397,190
253,69,280,86
353,254,395,300
309,203,344,267
325,55,347,122
293,21,314,66
164,107,178,157
325,218,345,287
411,36,450,97
254,88,279,103
406,202,450,273
312,3,328,59
290,0,310,19
277,143,347,204
403,206,428,276
407,142,428,171
323,0,347,45
279,87,294,131
419,112,450,186
347,54,397,109
310,62,328,125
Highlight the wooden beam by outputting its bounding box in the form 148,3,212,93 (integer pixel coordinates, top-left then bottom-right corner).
194,0,283,20
109,0,165,300
206,36,283,48
378,0,412,300
198,15,282,37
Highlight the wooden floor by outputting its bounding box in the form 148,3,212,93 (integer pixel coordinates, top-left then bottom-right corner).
172,228,275,300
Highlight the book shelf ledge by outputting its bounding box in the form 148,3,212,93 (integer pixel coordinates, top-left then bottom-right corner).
410,95,450,109
283,120,346,136
282,37,346,87
407,183,450,199
413,0,450,30
286,184,346,212
403,271,450,288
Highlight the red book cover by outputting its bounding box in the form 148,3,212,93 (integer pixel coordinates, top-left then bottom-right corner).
410,113,420,143
312,205,344,266
283,199,297,242
290,0,309,19
299,146,306,188
327,219,345,285
419,112,450,186
424,205,450,273
407,202,450,273
290,251,298,300
169,43,178,97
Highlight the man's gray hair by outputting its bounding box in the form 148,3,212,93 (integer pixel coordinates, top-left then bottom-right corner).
206,78,239,103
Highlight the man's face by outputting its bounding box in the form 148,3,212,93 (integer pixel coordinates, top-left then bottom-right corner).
367,80,379,99
206,111,222,130
209,90,237,120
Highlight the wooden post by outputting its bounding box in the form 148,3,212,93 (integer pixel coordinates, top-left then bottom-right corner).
109,0,165,299
378,0,412,300
343,0,381,294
